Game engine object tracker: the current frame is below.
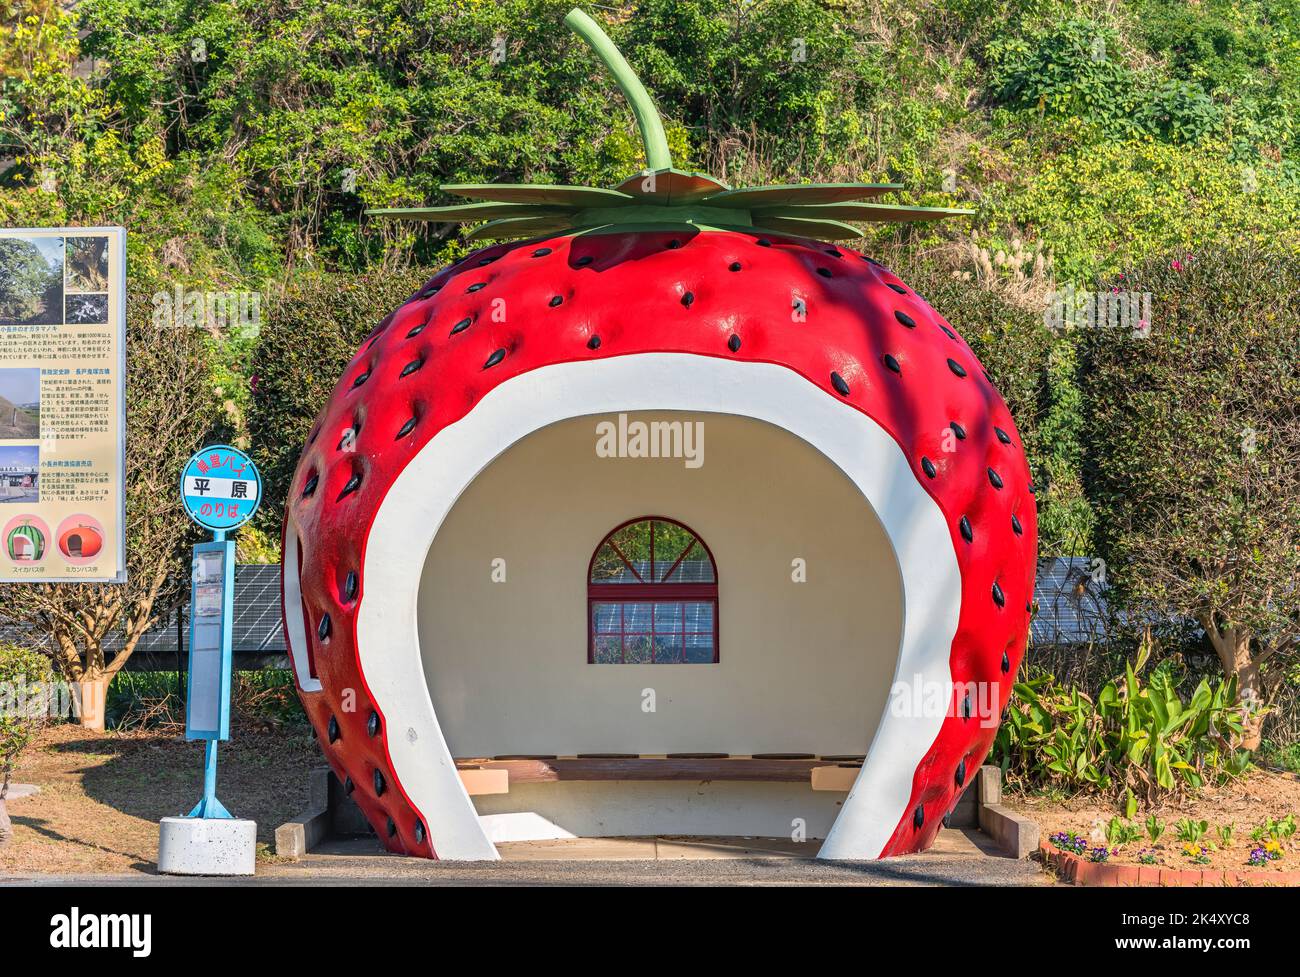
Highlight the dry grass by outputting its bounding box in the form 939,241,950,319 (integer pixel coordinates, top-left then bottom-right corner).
0,722,318,876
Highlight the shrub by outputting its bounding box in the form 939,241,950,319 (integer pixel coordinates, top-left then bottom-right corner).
993,640,1250,804
1081,247,1300,749
0,643,53,799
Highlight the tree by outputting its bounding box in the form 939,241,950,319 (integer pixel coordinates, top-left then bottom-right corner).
0,289,217,727
0,238,61,323
1082,247,1300,749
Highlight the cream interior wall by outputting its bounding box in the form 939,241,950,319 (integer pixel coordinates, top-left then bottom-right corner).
417,411,904,758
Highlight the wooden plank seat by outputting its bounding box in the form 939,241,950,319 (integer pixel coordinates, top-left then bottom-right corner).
453,754,863,791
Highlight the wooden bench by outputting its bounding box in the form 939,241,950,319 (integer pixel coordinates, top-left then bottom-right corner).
454,754,864,795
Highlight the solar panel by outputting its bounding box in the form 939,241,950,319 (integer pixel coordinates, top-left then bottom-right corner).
1,558,1114,658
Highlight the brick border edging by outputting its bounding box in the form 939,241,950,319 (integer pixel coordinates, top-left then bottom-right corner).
1039,842,1300,886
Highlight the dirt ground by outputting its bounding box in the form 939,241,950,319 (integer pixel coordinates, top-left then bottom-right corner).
1009,769,1300,875
0,723,318,875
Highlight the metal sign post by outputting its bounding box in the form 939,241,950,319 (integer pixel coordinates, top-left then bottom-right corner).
158,444,261,875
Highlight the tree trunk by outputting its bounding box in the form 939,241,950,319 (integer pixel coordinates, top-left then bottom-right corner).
74,676,110,731
1204,623,1265,751
0,798,10,846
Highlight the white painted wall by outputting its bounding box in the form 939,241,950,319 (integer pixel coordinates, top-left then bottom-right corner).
417,411,903,759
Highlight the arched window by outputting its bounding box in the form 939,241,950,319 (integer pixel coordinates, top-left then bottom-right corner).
588,517,718,664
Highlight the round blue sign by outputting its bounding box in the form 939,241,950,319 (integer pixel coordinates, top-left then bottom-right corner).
180,444,262,533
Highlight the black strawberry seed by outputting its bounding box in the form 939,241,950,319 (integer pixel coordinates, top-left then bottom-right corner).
728,334,741,352
913,805,925,830
532,247,552,257
825,248,842,257
956,759,966,787
921,456,937,478
343,775,354,795
830,372,850,396
414,820,426,845
959,516,972,542
1011,514,1023,535
387,818,397,838
817,267,833,279
951,421,967,440
941,325,957,339
368,711,380,738
995,427,1012,444
757,238,771,247
450,317,472,335
962,694,972,719
396,417,417,439
575,255,594,267
667,239,681,249
886,282,907,294
947,358,968,378
884,354,901,374
421,284,441,298
406,323,426,338
373,769,386,796
352,370,370,389
317,613,331,641
988,467,1004,489
587,335,601,350
1001,650,1010,673
302,474,319,498
729,262,742,272
1028,482,1036,495
400,358,423,378
992,581,1006,607
484,348,506,369
681,291,695,307
549,295,563,307
344,571,358,603
327,715,340,743
894,310,916,328
477,255,498,266
467,282,485,293
338,472,362,500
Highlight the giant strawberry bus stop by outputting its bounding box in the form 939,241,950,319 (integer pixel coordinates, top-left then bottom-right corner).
279,10,1037,863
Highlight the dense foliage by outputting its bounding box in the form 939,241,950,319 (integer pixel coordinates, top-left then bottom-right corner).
1081,247,1300,747
2,1,1298,752
993,643,1250,806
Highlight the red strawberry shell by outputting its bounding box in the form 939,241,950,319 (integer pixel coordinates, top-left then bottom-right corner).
281,226,1037,860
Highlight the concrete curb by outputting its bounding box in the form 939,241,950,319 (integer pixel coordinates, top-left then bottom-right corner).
974,766,1038,859
275,767,371,858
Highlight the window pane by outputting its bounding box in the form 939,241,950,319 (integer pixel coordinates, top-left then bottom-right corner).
622,633,651,664
652,602,683,631
590,542,642,584
684,601,714,631
593,636,622,664
653,635,683,663
672,556,716,583
653,521,696,581
621,602,653,633
591,603,621,633
685,634,715,663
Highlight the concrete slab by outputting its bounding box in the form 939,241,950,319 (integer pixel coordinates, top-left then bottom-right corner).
1,785,39,801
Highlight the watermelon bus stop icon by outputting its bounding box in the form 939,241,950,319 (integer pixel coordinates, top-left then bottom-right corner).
180,444,261,534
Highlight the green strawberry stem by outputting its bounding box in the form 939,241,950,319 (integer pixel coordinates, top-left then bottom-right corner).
564,8,672,172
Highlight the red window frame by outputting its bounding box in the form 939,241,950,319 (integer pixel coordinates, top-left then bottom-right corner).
587,516,719,664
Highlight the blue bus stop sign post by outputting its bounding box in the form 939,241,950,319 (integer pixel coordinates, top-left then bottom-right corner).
179,445,261,819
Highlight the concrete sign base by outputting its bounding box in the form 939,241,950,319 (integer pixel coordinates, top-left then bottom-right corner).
157,816,257,876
